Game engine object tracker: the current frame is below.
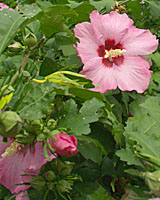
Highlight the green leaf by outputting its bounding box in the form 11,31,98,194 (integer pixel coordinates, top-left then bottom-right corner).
14,82,56,120
39,57,59,76
19,4,41,19
107,96,123,122
73,3,95,22
39,6,78,37
60,44,77,56
102,157,116,176
125,114,160,138
147,0,160,19
129,98,148,117
149,52,160,67
126,132,160,166
89,0,114,12
69,88,111,110
37,1,53,9
78,136,103,164
116,147,144,167
149,72,160,92
140,96,160,124
90,123,115,154
0,10,25,55
126,0,142,19
58,98,105,135
86,186,111,200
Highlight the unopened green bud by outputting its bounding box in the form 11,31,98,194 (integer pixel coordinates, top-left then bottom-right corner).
22,71,31,82
37,133,46,142
44,171,56,182
8,42,24,52
144,170,160,196
0,111,22,137
1,85,14,97
24,32,37,47
57,160,73,176
47,119,57,130
24,120,42,133
56,180,72,193
30,176,46,191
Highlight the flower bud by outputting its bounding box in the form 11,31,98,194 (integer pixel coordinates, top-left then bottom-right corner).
49,133,78,157
8,42,24,52
24,120,42,133
0,85,14,109
0,111,22,137
22,71,31,82
30,176,46,191
144,171,160,196
1,85,14,96
47,119,57,130
44,171,56,182
24,32,37,47
57,160,73,176
56,180,72,193
37,133,46,142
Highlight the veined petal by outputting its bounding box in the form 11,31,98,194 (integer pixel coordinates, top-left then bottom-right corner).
0,139,55,194
80,57,117,93
74,22,100,63
0,151,31,193
23,142,55,171
16,191,29,200
114,56,152,93
121,26,159,56
90,11,133,45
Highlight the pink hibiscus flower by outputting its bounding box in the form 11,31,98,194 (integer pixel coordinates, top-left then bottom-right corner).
149,198,160,200
0,3,13,11
74,11,158,93
0,137,55,199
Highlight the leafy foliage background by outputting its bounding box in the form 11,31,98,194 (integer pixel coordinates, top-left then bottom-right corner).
0,0,159,199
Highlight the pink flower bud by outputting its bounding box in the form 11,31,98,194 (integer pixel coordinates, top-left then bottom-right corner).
50,133,78,157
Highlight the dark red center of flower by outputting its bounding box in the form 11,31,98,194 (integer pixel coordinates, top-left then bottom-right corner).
97,39,125,67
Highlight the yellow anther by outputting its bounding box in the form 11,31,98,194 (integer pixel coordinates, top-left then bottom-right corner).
104,49,126,61
1,142,24,158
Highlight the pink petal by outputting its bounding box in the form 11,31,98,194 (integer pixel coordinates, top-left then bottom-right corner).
90,10,133,45
0,137,12,155
16,191,29,200
23,142,55,171
149,199,160,200
0,140,55,194
0,3,9,9
0,151,31,193
80,57,117,93
74,22,100,63
114,56,152,93
121,26,158,56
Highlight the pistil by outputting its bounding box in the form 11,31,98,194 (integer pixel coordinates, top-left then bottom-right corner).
1,142,24,158
104,49,126,61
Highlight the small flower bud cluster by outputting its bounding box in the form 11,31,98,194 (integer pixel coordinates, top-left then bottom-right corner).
111,0,126,13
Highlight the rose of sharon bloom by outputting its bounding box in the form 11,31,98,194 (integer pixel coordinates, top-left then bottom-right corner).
49,133,78,157
74,11,158,93
0,3,13,11
149,198,160,200
0,137,55,199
